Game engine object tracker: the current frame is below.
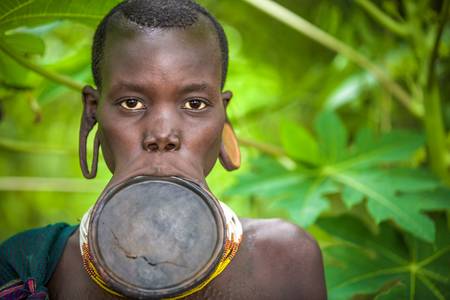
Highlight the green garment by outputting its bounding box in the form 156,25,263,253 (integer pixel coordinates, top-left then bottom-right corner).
0,223,78,296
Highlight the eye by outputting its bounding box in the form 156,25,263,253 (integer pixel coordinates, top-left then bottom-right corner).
182,99,208,110
119,98,145,110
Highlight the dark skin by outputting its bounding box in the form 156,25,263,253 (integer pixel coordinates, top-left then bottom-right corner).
48,16,327,300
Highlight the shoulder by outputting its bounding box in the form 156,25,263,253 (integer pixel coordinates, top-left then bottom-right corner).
0,223,77,286
240,218,327,300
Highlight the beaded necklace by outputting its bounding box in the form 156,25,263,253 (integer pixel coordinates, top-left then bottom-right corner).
79,201,242,299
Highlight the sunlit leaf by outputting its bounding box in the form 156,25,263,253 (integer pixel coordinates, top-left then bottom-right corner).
314,110,348,163
0,0,121,32
3,32,44,55
280,120,319,164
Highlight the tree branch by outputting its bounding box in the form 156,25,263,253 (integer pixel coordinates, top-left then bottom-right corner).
241,0,423,118
238,137,286,157
0,176,104,192
355,0,410,36
427,0,449,89
0,41,84,92
423,0,450,184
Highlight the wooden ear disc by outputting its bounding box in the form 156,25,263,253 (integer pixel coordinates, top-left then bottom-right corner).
88,176,226,299
219,123,241,171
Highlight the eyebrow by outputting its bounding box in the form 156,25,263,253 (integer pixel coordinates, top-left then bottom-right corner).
179,82,210,94
109,81,150,95
109,81,212,95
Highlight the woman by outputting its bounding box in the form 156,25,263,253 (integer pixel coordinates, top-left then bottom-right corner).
0,1,326,299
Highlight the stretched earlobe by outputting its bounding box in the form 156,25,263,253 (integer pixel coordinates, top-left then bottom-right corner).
79,85,100,179
79,129,100,179
219,122,241,171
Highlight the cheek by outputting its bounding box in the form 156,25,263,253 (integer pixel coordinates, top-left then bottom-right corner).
184,117,224,174
97,111,142,171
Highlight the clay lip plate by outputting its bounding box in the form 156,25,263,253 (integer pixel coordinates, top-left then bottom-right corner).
88,176,226,299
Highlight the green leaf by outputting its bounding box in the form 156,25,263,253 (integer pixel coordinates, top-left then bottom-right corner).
374,282,407,300
314,110,348,163
3,32,45,55
277,178,337,227
225,157,306,197
0,0,121,32
280,120,319,164
342,185,365,208
319,215,450,300
345,129,425,169
332,169,447,242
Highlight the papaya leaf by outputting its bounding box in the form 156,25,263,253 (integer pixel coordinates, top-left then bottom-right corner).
274,178,337,227
374,282,407,300
280,120,319,164
0,0,121,32
342,185,365,208
0,51,31,86
224,156,307,197
3,32,44,55
314,110,348,163
227,112,448,241
345,128,425,169
319,215,450,300
332,169,447,242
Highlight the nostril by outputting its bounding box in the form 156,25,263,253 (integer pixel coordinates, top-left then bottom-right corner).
165,143,176,151
146,143,159,152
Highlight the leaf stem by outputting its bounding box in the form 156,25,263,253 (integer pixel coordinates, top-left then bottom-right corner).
241,0,422,118
423,0,450,183
355,0,410,36
238,137,286,157
0,40,84,91
0,176,104,192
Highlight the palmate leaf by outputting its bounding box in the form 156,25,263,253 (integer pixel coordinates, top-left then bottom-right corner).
319,215,450,300
3,32,44,55
227,111,449,241
273,177,337,227
0,0,121,32
314,109,348,163
330,169,449,242
280,120,319,165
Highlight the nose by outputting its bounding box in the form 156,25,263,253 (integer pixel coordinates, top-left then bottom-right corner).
143,131,180,152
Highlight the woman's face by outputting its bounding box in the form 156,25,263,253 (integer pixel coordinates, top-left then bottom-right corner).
84,17,230,186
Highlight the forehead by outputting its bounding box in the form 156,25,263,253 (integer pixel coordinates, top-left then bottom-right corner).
101,16,222,93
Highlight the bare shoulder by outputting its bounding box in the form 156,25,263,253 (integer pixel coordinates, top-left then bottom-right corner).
239,218,327,300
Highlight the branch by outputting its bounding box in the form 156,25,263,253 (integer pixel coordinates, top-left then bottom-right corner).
0,176,104,192
427,0,450,89
0,41,84,92
423,0,450,184
0,136,72,154
355,0,410,36
241,0,423,118
238,137,286,157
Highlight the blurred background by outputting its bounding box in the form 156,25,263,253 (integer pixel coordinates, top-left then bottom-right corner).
0,0,449,299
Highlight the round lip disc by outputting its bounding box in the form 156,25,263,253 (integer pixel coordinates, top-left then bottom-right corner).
89,176,225,299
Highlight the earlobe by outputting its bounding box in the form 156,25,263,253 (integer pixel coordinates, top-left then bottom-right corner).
219,122,241,171
80,85,101,179
219,90,240,171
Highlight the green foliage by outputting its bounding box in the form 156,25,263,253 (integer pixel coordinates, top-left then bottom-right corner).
0,1,449,299
0,0,121,31
320,214,450,300
228,111,449,242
